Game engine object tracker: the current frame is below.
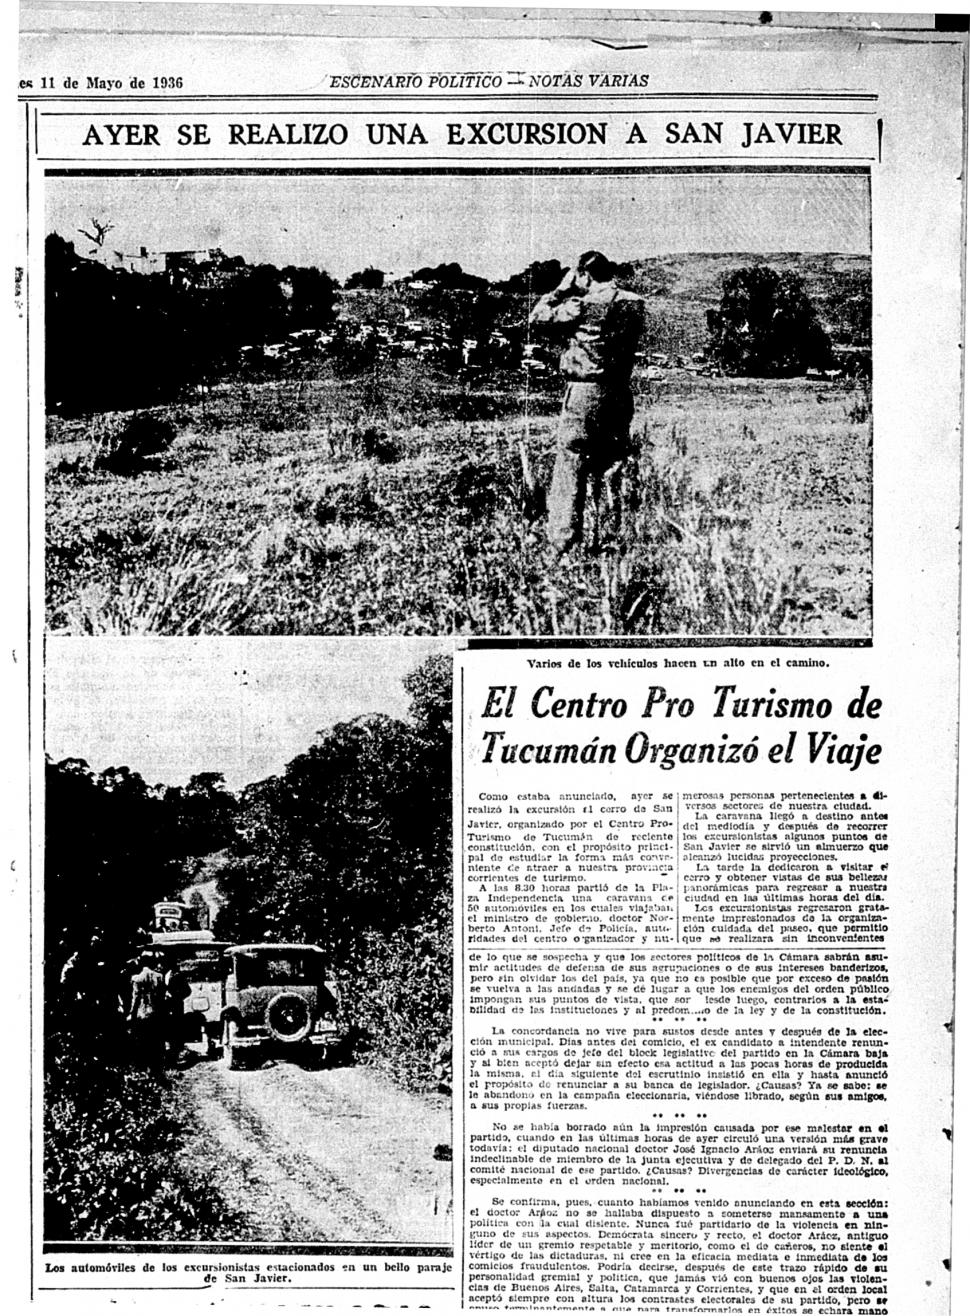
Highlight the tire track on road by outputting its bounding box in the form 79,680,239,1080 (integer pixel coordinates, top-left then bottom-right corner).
176,1058,450,1243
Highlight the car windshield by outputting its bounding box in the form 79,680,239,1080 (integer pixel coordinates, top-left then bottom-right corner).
235,951,322,988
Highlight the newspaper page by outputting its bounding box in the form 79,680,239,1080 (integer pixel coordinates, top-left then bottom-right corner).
16,4,963,1313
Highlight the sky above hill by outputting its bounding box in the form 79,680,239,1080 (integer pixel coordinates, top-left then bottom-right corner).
47,170,869,281
45,638,451,791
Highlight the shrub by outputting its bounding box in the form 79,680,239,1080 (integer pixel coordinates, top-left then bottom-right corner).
709,265,833,377
44,1042,243,1240
453,393,504,423
89,412,178,474
431,456,505,522
356,426,401,463
311,475,384,525
847,393,872,424
335,898,452,1092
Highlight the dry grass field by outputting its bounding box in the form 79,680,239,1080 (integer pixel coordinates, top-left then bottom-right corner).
46,362,871,637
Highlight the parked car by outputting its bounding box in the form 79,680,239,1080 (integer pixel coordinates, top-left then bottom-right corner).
149,931,228,1058
220,943,340,1069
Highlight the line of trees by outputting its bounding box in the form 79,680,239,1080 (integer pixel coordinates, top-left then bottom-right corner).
47,227,867,419
213,655,451,962
45,235,338,415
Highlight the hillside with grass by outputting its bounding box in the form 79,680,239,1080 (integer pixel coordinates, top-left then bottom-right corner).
47,363,870,638
625,252,870,361
330,251,871,363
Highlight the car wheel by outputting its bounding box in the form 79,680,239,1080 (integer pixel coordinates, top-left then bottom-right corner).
265,992,313,1044
223,1018,242,1070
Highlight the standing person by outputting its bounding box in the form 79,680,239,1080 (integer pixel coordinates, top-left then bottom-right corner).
163,954,192,1065
58,932,123,1057
529,251,645,553
127,950,166,1074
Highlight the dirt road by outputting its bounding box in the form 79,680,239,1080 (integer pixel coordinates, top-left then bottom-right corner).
175,1056,452,1243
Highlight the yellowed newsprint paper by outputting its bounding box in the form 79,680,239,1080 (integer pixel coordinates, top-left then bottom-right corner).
16,4,964,1313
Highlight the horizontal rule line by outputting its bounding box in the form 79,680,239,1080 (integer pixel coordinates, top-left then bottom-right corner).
20,92,880,103
41,165,874,181
38,110,878,120
39,158,877,168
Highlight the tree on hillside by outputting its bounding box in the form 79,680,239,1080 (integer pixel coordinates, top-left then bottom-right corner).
45,757,244,962
345,266,385,290
402,651,452,746
215,712,448,953
46,236,190,413
163,772,238,858
401,653,452,868
77,217,114,254
450,289,499,350
45,235,339,412
503,259,567,297
186,888,210,929
411,261,487,292
215,656,452,956
281,265,339,329
708,264,833,376
45,757,185,1007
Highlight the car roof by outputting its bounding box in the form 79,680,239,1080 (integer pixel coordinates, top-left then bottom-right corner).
226,943,324,955
149,931,223,946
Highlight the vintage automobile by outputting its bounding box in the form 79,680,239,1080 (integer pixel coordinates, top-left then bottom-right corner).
153,900,206,933
220,943,340,1069
150,932,229,1056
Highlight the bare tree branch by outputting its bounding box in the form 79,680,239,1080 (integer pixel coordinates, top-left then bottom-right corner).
78,218,115,253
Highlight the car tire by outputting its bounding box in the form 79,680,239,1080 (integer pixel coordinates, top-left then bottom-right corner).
265,992,313,1043
223,1018,243,1070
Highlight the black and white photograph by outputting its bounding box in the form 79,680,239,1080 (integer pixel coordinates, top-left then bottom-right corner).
43,637,453,1247
45,168,872,639
16,3,969,1311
